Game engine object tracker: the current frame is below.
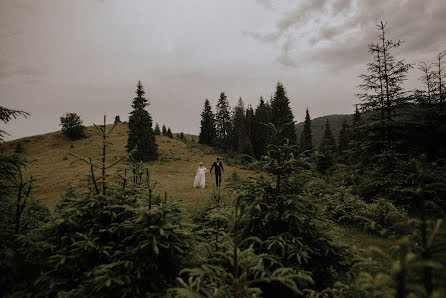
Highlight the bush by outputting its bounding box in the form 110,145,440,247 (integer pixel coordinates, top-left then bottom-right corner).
323,189,410,236
31,185,196,297
60,113,85,140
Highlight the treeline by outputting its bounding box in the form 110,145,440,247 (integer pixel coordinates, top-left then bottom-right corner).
199,82,298,159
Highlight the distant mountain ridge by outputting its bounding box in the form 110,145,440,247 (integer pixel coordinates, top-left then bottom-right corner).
295,114,353,147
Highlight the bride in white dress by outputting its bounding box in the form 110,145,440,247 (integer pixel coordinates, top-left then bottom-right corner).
194,162,208,188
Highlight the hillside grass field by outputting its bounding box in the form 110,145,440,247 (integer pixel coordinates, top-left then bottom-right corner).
4,122,257,210
4,122,395,255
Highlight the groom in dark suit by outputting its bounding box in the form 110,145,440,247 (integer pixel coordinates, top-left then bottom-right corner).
210,158,224,187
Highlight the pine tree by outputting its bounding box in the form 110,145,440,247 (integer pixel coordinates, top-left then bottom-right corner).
299,108,313,154
317,120,337,173
231,98,252,154
338,118,352,154
198,99,216,146
215,92,232,152
433,51,446,103
166,127,173,138
270,82,297,144
126,81,158,161
153,123,161,135
114,115,121,123
357,21,412,148
162,124,167,136
252,97,272,159
245,104,254,152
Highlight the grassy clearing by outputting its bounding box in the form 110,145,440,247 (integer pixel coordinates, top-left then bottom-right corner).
4,122,256,210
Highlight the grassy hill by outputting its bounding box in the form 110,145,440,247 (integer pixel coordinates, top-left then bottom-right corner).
3,120,395,262
3,122,257,210
296,114,353,147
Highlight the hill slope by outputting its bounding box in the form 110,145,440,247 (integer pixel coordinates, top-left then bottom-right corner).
296,114,353,147
4,122,256,209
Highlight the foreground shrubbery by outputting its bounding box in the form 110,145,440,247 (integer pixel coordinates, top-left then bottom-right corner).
31,185,195,297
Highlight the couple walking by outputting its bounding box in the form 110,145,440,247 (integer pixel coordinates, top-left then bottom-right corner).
193,158,224,188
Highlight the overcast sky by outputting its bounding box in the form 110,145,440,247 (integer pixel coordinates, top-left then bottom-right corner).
1,0,445,140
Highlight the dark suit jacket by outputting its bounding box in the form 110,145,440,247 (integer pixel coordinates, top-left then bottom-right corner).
210,162,224,174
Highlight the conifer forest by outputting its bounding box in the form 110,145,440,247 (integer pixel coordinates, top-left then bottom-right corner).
1,14,446,298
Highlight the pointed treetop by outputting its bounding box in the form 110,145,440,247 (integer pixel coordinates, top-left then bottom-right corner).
275,81,286,98
132,80,148,110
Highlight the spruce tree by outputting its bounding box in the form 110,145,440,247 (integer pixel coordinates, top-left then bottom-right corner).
317,120,337,173
153,123,161,135
245,104,254,152
166,127,173,138
270,82,297,144
215,92,232,152
162,124,167,136
299,108,313,154
252,97,272,159
126,81,158,161
433,51,446,103
198,99,216,146
357,21,412,148
338,118,352,154
231,98,252,154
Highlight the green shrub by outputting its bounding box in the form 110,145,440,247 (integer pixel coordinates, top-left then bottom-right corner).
31,185,196,297
60,113,86,140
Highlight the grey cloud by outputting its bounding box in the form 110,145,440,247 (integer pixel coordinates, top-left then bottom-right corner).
247,0,446,69
255,0,273,10
277,38,297,68
277,0,328,33
331,0,352,14
246,0,329,45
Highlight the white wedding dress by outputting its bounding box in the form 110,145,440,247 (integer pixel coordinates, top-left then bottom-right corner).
194,167,208,188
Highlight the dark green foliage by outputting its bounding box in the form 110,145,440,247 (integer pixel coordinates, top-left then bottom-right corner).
114,115,120,123
215,92,232,152
126,81,158,161
162,124,167,135
355,149,413,205
299,108,313,154
0,107,51,296
199,99,216,146
177,194,311,297
0,106,29,142
317,120,337,173
166,127,173,138
324,189,409,236
245,105,254,150
231,98,253,155
153,123,161,135
270,82,297,145
60,112,86,140
252,97,272,159
1,196,50,296
31,184,195,297
231,123,353,292
337,118,351,154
